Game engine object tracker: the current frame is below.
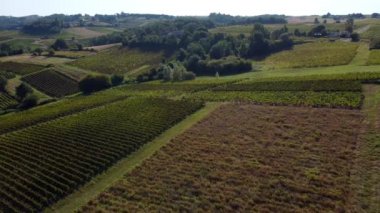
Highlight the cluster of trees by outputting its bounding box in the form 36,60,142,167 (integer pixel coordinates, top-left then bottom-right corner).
136,62,196,83
372,13,380,18
209,13,287,25
22,18,63,35
15,83,38,109
79,74,124,94
322,12,366,22
0,43,23,57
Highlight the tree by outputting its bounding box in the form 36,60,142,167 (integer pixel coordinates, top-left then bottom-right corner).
351,33,360,42
186,55,201,72
210,41,229,59
0,76,7,91
248,32,270,57
111,74,124,86
16,83,33,100
345,18,354,33
314,18,320,24
51,38,68,50
77,43,83,51
48,49,55,56
19,94,38,109
34,48,43,56
79,75,111,94
372,13,380,18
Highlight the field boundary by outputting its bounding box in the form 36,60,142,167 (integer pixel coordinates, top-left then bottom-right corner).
45,102,222,213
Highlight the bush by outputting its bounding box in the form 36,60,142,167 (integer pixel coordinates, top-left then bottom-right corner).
79,75,111,94
16,83,33,100
0,76,7,91
19,95,38,109
111,74,124,86
370,38,380,50
196,56,252,76
51,39,68,51
351,33,360,42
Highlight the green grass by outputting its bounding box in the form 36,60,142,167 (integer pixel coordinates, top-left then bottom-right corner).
190,91,362,109
367,50,380,65
1,38,40,50
70,47,165,75
263,41,359,69
361,25,380,40
46,102,221,213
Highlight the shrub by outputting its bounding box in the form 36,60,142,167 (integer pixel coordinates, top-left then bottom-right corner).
16,83,33,100
19,95,38,109
196,56,252,76
51,39,68,51
351,33,360,42
370,38,380,50
111,74,124,86
79,75,111,94
0,76,6,91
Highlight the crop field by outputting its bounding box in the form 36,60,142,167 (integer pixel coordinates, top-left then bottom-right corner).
22,69,79,97
190,91,362,109
0,92,17,110
0,90,130,135
70,47,165,75
1,38,40,50
0,55,74,65
52,51,95,59
81,104,362,212
367,50,380,65
263,42,359,69
0,98,203,212
360,25,380,40
214,80,362,92
0,61,45,76
120,83,224,92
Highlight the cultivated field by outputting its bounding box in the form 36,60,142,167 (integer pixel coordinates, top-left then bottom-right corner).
70,47,165,75
0,98,203,212
81,104,362,212
0,92,17,110
22,69,80,97
0,61,45,76
367,50,380,65
263,42,359,69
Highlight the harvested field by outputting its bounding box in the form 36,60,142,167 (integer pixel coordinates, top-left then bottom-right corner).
81,104,363,212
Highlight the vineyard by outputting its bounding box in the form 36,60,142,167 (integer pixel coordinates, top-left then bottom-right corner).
81,104,362,212
263,42,359,69
70,47,165,75
0,90,130,135
0,62,45,76
190,91,362,109
214,80,362,92
0,92,17,110
0,98,204,212
22,69,80,97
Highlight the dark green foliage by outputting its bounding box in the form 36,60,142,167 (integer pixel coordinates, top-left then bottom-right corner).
308,25,327,37
111,74,124,86
372,13,380,18
209,13,287,25
19,94,38,109
22,18,62,35
79,75,111,94
0,76,6,91
34,48,43,56
51,39,68,51
16,83,33,100
196,56,252,76
370,38,380,50
351,33,360,42
0,43,23,57
209,41,232,59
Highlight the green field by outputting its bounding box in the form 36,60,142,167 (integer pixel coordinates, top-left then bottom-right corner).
0,98,203,212
263,42,359,69
70,47,165,75
367,50,380,65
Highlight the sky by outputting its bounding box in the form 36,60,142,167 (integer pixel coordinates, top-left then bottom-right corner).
1,0,380,17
